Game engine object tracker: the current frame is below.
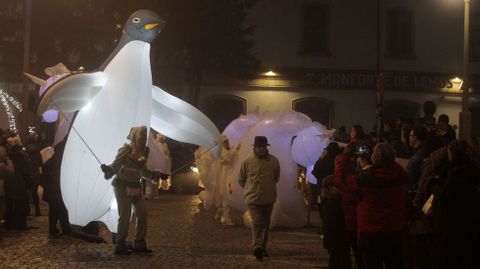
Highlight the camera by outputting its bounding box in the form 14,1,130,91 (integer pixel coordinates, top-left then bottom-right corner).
357,145,366,154
355,143,373,162
356,144,369,155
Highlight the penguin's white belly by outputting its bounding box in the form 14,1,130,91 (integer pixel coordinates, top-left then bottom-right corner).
61,41,152,227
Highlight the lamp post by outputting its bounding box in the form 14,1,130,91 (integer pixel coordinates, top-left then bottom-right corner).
460,0,471,142
19,0,32,138
376,0,384,141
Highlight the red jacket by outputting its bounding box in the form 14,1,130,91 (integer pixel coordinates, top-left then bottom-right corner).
356,162,407,233
333,154,358,232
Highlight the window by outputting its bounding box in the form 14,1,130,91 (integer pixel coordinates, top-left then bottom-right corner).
203,95,246,132
292,97,332,127
301,4,329,55
386,7,415,59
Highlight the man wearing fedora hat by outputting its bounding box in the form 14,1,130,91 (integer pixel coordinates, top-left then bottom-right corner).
239,136,280,261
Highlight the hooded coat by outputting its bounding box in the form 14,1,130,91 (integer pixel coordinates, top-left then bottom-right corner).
356,162,408,233
106,126,156,189
333,153,358,232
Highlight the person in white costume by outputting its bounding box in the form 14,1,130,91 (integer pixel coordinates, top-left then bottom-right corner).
145,133,171,198
213,135,240,226
154,134,172,191
195,148,216,210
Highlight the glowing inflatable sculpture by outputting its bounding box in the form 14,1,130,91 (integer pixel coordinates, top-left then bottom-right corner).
25,63,71,123
36,10,220,232
198,111,333,227
291,122,334,184
25,63,75,145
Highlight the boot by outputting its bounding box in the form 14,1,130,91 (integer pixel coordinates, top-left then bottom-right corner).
114,241,132,255
132,240,153,254
253,247,263,261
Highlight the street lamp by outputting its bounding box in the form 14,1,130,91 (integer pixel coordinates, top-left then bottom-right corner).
460,0,471,142
19,0,32,138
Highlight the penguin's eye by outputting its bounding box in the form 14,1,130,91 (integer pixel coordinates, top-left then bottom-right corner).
132,17,141,23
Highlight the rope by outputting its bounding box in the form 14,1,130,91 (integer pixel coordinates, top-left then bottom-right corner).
53,103,103,165
169,143,218,175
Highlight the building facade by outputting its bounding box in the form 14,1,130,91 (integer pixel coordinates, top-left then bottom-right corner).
197,0,480,136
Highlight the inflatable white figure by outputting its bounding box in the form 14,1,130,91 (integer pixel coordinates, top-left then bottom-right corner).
222,113,258,147
35,10,220,232
25,63,75,145
291,122,335,184
25,63,71,122
206,111,333,227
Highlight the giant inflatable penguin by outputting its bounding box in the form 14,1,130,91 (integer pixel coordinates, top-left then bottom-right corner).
36,10,220,232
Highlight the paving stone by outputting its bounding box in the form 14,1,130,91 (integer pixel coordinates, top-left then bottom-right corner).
0,194,329,269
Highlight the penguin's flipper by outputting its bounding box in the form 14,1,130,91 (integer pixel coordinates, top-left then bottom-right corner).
24,72,47,86
150,85,221,157
36,71,108,116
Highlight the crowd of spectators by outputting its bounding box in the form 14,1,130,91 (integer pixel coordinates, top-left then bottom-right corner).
0,129,44,233
313,102,480,269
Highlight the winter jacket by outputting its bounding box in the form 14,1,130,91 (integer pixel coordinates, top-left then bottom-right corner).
0,145,14,196
432,161,480,269
105,127,157,189
356,162,408,233
312,155,336,186
406,145,425,205
25,142,42,186
41,140,66,202
5,145,32,199
238,153,280,206
333,153,358,232
108,144,155,188
413,147,448,207
321,197,349,249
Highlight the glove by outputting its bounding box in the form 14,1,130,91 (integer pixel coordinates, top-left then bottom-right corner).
100,164,109,173
101,164,114,179
159,172,170,181
152,170,169,181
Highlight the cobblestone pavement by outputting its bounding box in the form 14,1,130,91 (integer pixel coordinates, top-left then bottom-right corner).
0,194,328,269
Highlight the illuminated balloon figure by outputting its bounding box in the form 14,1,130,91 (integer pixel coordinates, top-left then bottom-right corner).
204,111,334,227
35,10,220,232
25,63,71,123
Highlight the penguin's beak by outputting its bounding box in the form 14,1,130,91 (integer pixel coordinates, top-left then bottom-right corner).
144,23,160,30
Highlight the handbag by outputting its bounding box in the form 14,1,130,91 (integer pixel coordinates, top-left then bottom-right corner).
422,194,435,216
